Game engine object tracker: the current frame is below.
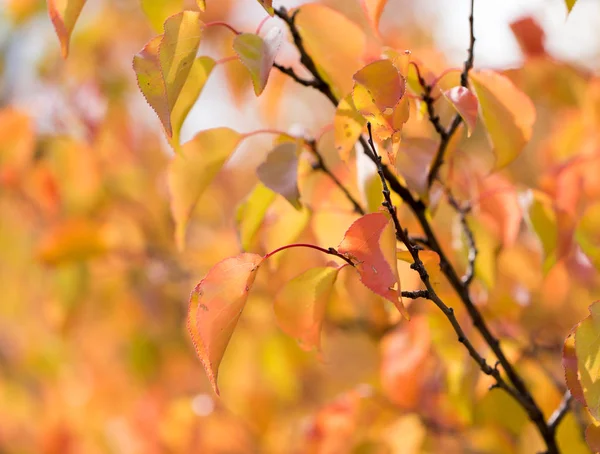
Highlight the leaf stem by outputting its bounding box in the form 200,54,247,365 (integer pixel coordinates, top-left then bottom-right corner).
204,21,241,35
263,243,354,267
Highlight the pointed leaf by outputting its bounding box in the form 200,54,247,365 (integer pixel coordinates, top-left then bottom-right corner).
442,86,478,137
197,0,205,11
168,128,242,249
334,94,365,162
233,28,282,96
274,266,340,351
338,213,407,317
256,0,274,15
360,0,388,36
47,0,87,58
295,4,366,97
526,190,558,272
470,70,536,169
574,301,600,420
394,138,437,198
575,203,600,271
510,17,546,58
565,0,578,13
236,183,276,250
187,253,264,395
141,0,184,32
256,142,301,209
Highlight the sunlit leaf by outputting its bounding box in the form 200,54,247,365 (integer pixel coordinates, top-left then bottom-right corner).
233,28,283,96
442,86,478,137
337,212,407,317
334,94,365,162
256,142,301,209
575,203,600,271
187,253,264,395
397,249,442,287
526,190,558,273
470,70,536,169
296,4,366,97
197,0,205,11
564,0,578,13
274,266,341,351
168,128,242,249
37,219,108,265
574,301,600,420
141,0,184,32
360,0,388,36
47,0,87,58
380,316,431,408
236,183,276,250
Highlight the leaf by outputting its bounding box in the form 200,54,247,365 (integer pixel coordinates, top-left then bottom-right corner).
394,138,437,198
233,28,283,96
168,128,242,250
563,331,585,405
442,86,478,137
510,17,546,58
352,60,408,142
334,94,365,162
47,0,87,58
573,301,600,421
141,0,184,32
256,142,301,209
256,0,274,15
397,249,442,287
575,203,600,271
337,212,407,318
469,70,536,169
133,11,204,140
37,219,108,265
274,266,341,351
526,190,558,273
187,253,264,395
197,0,205,11
360,0,388,36
295,4,366,97
564,0,578,13
236,183,276,250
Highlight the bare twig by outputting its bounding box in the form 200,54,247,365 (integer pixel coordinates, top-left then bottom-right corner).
446,188,477,286
548,391,573,433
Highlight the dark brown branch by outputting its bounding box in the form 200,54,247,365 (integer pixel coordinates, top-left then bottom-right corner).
401,290,430,299
446,188,477,286
307,139,365,215
273,63,322,89
426,0,476,188
548,391,572,433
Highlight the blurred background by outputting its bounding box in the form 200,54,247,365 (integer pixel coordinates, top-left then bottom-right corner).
0,0,599,453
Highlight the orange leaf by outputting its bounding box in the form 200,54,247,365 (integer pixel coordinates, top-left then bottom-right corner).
295,4,366,97
187,253,264,395
337,213,407,318
563,331,585,405
360,0,388,36
274,266,341,351
47,0,87,58
256,142,301,208
233,28,283,96
37,219,108,265
510,17,546,58
197,0,205,11
334,94,365,162
394,138,437,198
470,70,536,169
256,0,274,15
442,86,478,137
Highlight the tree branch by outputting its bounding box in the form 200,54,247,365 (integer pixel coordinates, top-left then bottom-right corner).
445,188,477,286
548,391,572,433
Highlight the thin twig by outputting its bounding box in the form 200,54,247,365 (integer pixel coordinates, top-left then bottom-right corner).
446,188,477,286
306,139,365,215
548,391,572,433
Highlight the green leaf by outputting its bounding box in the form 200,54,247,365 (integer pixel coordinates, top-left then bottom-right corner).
233,28,282,96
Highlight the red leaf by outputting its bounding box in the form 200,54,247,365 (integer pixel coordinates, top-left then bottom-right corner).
337,213,407,318
443,86,478,137
510,17,546,58
187,253,264,395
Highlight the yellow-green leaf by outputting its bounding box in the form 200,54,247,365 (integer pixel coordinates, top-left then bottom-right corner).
574,301,600,420
236,183,276,250
575,203,600,271
47,0,87,58
168,128,242,250
141,0,184,32
526,190,558,273
470,70,536,170
233,28,283,96
274,266,340,351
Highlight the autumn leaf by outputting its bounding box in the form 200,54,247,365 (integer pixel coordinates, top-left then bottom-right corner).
47,0,87,58
575,203,600,271
187,253,264,395
442,86,478,136
141,0,184,32
360,0,388,36
233,28,283,96
256,0,274,15
334,94,365,162
236,183,276,250
510,17,546,58
295,4,366,97
168,128,243,250
133,11,205,141
337,212,407,318
564,0,578,13
394,138,437,198
197,0,205,11
470,70,536,169
563,331,585,405
573,301,600,420
526,190,558,273
256,142,301,209
274,266,341,351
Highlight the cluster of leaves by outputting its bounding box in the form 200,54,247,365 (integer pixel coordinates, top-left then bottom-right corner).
2,0,600,452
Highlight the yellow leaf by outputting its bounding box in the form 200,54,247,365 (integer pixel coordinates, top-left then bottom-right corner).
575,203,600,271
574,301,600,421
47,0,87,58
360,0,388,36
236,183,276,251
168,128,242,250
334,94,365,162
141,0,184,32
470,70,536,170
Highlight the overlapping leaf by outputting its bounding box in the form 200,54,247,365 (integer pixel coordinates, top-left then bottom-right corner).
236,183,276,250
360,0,388,36
141,0,184,32
256,142,301,208
573,301,600,420
187,253,264,395
443,86,478,136
168,128,243,249
47,0,87,58
470,70,536,169
133,12,206,141
394,138,437,198
338,212,407,317
352,60,408,142
334,94,365,162
274,266,341,351
233,28,283,96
